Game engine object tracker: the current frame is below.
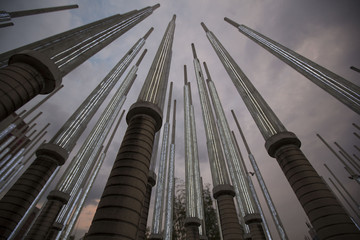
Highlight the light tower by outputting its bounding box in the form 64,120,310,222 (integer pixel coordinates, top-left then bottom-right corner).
0,4,159,121
24,49,146,240
85,15,176,240
185,57,243,239
0,4,79,28
200,58,266,240
231,110,288,240
183,64,206,239
202,22,360,240
0,31,151,239
149,82,173,240
224,17,360,115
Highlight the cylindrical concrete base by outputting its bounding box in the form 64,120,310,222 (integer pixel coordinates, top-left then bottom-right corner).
0,50,61,121
266,132,360,240
213,184,243,240
85,113,159,240
184,217,201,240
244,213,265,240
0,159,56,238
25,190,70,240
148,233,163,240
0,143,67,238
0,62,43,121
137,173,155,240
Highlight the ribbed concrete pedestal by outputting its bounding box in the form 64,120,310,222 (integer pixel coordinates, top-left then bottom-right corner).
0,50,61,121
148,233,163,240
244,213,265,240
137,171,156,240
25,190,70,240
0,143,67,239
184,217,201,240
266,131,360,240
85,103,162,240
213,184,243,240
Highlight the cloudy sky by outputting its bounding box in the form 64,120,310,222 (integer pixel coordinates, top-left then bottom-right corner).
1,0,360,239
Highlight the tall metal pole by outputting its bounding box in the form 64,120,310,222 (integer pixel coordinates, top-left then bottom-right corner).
149,82,173,240
85,15,176,240
25,49,144,240
163,100,176,240
201,56,265,239
0,31,151,239
324,164,360,211
202,22,360,240
231,110,288,240
334,142,360,172
317,133,360,184
231,131,272,240
224,17,360,115
186,59,243,239
183,65,202,239
0,4,159,121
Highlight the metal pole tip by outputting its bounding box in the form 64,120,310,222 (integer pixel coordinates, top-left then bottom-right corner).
224,17,240,28
191,43,197,59
200,22,209,32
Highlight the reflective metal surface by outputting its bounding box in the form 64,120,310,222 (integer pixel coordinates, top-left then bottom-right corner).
203,23,286,140
236,23,360,115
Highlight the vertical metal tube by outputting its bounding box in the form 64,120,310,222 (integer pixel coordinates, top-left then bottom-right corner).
164,100,176,240
150,82,173,236
85,15,175,240
203,21,360,239
317,134,360,184
232,110,288,240
224,17,360,115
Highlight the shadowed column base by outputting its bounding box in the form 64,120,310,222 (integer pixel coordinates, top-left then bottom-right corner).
244,213,265,240
213,184,243,240
0,50,61,121
184,217,201,240
266,131,360,240
0,143,67,239
137,171,157,240
148,233,163,240
85,107,161,240
25,190,70,240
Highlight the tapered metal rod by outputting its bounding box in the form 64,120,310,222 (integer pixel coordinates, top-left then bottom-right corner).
354,145,360,154
21,123,50,157
317,133,360,184
85,15,175,240
324,164,360,210
0,123,49,182
231,131,272,240
164,100,176,240
335,142,360,172
231,110,288,240
0,5,158,121
0,34,150,238
328,178,360,221
339,151,360,173
203,57,264,238
150,82,173,238
351,66,360,74
22,85,64,119
188,53,243,239
8,167,60,240
8,4,78,18
26,49,143,239
225,17,360,115
203,21,360,239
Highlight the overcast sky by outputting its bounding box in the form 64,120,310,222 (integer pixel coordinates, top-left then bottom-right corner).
1,0,360,239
